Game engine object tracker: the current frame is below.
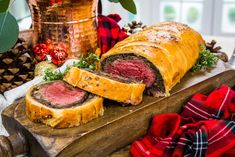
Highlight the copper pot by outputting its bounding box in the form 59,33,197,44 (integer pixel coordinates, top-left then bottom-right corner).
28,0,98,58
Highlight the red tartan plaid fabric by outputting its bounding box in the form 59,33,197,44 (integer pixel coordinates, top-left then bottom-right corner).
130,86,235,157
98,14,128,54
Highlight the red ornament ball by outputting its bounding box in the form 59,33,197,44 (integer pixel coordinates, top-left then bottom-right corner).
33,43,50,61
50,46,68,66
45,39,54,51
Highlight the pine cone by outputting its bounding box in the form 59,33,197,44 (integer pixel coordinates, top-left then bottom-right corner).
206,40,228,62
0,38,36,93
123,21,147,35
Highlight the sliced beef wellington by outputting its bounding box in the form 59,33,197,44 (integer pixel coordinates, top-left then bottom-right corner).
100,21,205,97
26,80,103,128
63,67,145,105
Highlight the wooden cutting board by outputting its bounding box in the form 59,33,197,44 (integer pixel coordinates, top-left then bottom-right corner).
1,61,235,157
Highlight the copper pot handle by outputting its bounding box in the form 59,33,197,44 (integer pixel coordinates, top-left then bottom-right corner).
0,132,28,157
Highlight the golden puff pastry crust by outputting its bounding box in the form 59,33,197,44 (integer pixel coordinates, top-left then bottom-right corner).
25,81,104,128
100,22,205,96
63,67,146,105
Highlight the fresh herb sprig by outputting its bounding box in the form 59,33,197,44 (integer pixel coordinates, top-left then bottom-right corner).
191,45,218,72
43,53,100,81
75,53,100,71
43,69,65,81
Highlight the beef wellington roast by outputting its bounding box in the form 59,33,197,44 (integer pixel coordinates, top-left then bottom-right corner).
26,80,103,128
63,67,145,105
100,21,205,97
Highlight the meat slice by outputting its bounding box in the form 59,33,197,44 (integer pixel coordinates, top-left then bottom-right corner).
103,57,155,87
63,67,145,105
101,54,165,96
26,80,104,128
32,81,88,108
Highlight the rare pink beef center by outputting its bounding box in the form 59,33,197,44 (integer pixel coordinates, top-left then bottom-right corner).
38,81,87,108
104,58,156,87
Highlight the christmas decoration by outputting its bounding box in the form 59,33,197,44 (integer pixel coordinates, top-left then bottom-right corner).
0,38,36,93
123,21,147,35
50,45,68,66
45,39,54,51
33,40,68,66
206,40,228,62
33,43,50,61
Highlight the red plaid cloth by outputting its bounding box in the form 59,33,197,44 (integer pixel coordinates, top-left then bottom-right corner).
130,86,235,157
98,14,128,54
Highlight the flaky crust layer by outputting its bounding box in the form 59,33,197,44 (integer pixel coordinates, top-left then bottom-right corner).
63,67,145,105
100,22,205,95
25,83,104,128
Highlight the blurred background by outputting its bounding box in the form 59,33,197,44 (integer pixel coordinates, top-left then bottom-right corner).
10,0,235,37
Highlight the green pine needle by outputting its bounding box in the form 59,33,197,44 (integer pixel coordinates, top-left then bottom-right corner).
191,45,218,72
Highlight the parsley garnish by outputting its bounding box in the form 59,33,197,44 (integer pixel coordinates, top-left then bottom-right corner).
43,69,65,81
75,53,100,71
191,45,218,72
43,53,100,81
